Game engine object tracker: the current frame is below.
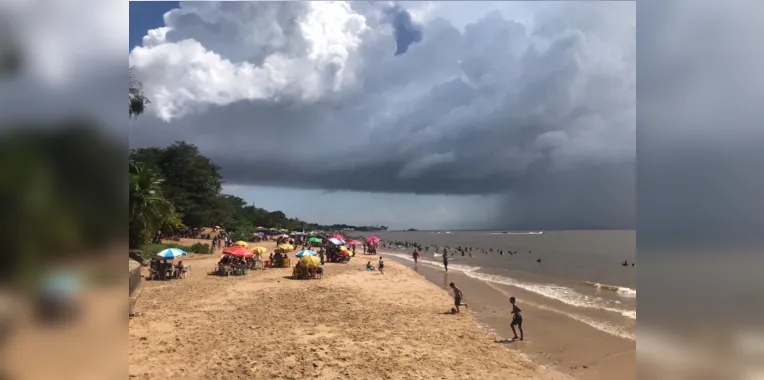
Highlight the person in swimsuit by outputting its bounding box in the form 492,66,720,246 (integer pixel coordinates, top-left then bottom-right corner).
413,250,420,263
510,297,524,341
378,257,385,274
449,282,467,312
443,254,448,272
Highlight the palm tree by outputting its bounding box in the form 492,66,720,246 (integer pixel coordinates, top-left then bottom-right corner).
129,161,182,249
129,67,150,118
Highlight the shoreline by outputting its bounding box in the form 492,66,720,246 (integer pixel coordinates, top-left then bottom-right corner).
381,250,635,380
129,240,571,379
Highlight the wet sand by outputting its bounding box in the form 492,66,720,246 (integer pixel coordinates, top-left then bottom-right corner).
129,239,571,380
384,251,635,380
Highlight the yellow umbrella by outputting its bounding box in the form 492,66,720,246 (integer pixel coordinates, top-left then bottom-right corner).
251,246,267,255
278,244,294,251
338,245,348,251
299,255,321,268
234,241,249,247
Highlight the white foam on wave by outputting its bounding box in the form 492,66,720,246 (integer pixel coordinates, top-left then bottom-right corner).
489,231,544,235
383,252,636,320
586,281,637,298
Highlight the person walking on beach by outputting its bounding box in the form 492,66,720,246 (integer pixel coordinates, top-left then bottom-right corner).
442,253,449,271
509,297,524,341
378,256,385,274
449,282,467,313
412,250,420,263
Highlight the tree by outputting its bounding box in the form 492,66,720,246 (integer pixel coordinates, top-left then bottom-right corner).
131,142,223,228
129,66,150,118
128,161,182,249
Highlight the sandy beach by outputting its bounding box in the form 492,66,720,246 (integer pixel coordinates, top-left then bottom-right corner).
129,239,571,380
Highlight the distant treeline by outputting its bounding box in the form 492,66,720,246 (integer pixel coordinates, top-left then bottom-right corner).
129,141,385,248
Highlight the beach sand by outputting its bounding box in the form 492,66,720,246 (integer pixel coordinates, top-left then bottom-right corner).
129,240,571,380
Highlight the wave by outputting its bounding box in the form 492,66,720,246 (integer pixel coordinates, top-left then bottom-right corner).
489,231,544,235
383,252,636,321
585,281,637,298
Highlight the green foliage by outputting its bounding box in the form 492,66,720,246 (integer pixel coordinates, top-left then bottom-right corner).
0,123,125,284
131,142,222,228
128,161,183,249
129,67,150,118
140,242,211,260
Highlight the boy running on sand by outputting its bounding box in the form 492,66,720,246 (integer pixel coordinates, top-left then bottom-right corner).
449,282,467,312
510,297,524,341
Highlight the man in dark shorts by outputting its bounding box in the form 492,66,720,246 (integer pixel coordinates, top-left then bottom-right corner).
413,250,420,263
442,254,448,271
449,282,467,312
510,296,524,341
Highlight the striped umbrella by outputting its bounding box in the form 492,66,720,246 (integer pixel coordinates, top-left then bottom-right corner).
295,250,317,258
156,248,187,259
328,238,345,246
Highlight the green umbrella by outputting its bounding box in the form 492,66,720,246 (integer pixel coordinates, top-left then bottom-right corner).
308,237,322,243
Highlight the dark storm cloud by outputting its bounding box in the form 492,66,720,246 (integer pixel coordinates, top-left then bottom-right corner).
384,4,423,56
130,3,635,229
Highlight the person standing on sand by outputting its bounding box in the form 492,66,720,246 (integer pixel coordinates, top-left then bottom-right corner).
413,250,420,263
509,297,524,341
378,256,385,274
443,253,448,271
449,282,467,312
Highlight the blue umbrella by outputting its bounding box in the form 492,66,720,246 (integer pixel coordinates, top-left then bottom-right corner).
156,248,187,259
295,250,317,258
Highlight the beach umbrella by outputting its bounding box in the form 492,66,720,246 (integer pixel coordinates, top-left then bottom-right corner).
348,240,362,245
234,240,249,247
308,237,322,244
299,255,322,268
278,243,294,251
295,249,317,258
328,238,345,246
156,248,187,259
338,245,348,251
331,234,346,242
251,246,268,255
223,246,253,258
366,236,379,243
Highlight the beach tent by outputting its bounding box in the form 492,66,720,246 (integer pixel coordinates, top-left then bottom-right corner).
156,248,187,259
328,238,345,246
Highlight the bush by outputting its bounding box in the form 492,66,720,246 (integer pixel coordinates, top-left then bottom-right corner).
140,242,211,260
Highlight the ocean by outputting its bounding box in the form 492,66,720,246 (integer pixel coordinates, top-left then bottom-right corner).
351,230,636,342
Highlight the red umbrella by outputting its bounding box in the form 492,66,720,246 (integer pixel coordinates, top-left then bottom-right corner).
348,240,362,245
332,234,346,242
223,246,253,258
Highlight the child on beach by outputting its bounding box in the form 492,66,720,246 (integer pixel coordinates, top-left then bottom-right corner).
412,250,420,263
378,257,385,274
510,297,524,341
449,282,467,312
366,261,374,271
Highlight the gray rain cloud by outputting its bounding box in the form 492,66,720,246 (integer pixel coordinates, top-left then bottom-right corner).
129,2,635,229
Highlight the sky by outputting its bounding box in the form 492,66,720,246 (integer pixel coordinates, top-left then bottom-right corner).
127,1,636,230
